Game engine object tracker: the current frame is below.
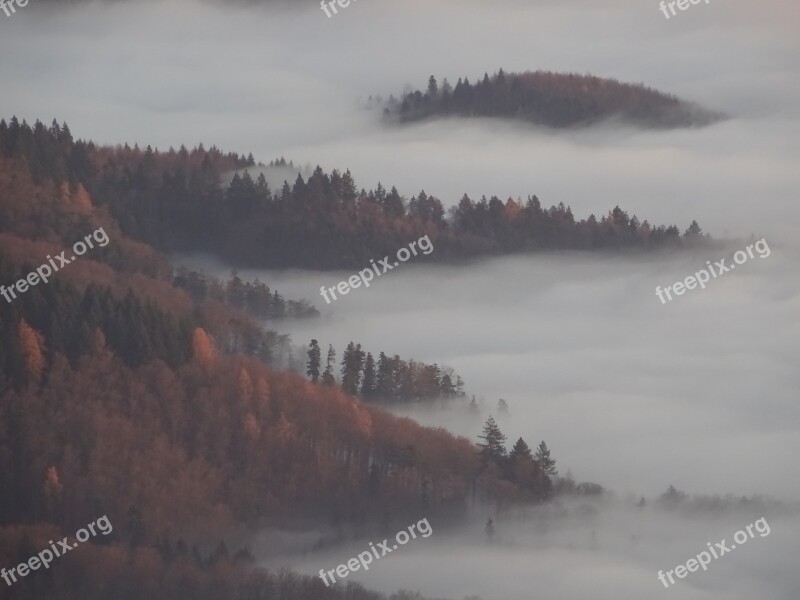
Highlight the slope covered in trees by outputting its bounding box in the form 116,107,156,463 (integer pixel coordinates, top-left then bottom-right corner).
174,267,319,320
306,339,466,404
0,117,712,271
0,119,586,598
386,70,725,129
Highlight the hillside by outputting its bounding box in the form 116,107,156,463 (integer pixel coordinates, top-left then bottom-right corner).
0,118,576,600
0,118,711,272
385,70,725,129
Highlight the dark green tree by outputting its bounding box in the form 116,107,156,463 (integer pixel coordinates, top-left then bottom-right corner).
509,437,533,462
375,351,395,398
360,352,376,398
306,339,321,383
321,344,336,386
427,75,439,97
340,342,365,395
534,440,557,476
477,416,507,463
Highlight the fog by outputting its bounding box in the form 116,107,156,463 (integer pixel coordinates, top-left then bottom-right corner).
3,0,799,597
259,498,800,600
1,0,799,239
179,240,800,500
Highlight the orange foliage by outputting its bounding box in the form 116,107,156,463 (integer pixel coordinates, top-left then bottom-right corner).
18,318,45,383
192,327,217,366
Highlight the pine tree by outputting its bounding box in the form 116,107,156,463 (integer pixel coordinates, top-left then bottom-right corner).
361,352,376,398
340,342,365,395
684,220,703,238
427,75,439,97
440,373,456,397
507,437,539,489
375,351,395,398
321,344,336,386
306,339,321,383
509,437,533,462
534,441,557,476
477,416,507,463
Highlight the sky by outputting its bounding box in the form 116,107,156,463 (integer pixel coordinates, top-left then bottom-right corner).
1,0,799,238
2,0,799,598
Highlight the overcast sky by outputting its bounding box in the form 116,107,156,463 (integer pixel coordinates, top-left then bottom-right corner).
1,0,799,238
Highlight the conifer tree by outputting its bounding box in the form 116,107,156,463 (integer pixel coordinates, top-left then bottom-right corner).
321,344,336,386
534,440,557,476
361,352,376,398
477,416,507,463
306,339,321,383
427,75,439,97
375,351,395,398
509,437,533,462
340,342,365,395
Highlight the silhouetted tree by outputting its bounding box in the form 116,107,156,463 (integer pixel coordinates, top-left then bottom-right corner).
306,339,321,383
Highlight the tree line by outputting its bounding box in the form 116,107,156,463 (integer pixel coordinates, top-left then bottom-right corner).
174,267,318,320
0,114,597,600
386,69,724,128
0,117,711,271
306,339,465,403
477,416,559,502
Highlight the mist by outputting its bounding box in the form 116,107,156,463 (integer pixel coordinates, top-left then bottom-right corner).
1,0,799,240
3,0,799,597
260,497,800,600
178,239,800,501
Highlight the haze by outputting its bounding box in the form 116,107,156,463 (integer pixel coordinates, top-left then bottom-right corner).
3,0,798,598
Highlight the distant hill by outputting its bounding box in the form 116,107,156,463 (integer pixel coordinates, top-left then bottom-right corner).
385,70,726,129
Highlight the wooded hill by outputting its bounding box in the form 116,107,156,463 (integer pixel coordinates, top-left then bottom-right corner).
0,118,605,600
385,70,725,129
0,117,710,271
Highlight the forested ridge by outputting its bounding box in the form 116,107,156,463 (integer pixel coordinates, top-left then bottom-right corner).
0,117,607,600
0,117,711,272
385,70,725,129
306,339,466,404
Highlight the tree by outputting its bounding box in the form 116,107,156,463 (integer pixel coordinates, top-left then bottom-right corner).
375,351,395,398
320,344,336,386
361,352,376,398
507,437,542,492
684,220,703,238
658,484,688,509
18,320,45,385
340,342,365,395
306,339,321,383
440,373,456,397
427,75,439,97
509,437,533,462
192,327,217,366
534,440,557,476
477,416,507,463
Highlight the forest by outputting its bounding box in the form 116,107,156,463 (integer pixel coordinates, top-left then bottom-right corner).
306,339,466,404
0,117,711,271
384,70,725,129
0,117,611,600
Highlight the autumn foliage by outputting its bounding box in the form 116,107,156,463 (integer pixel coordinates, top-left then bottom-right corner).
0,116,574,600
